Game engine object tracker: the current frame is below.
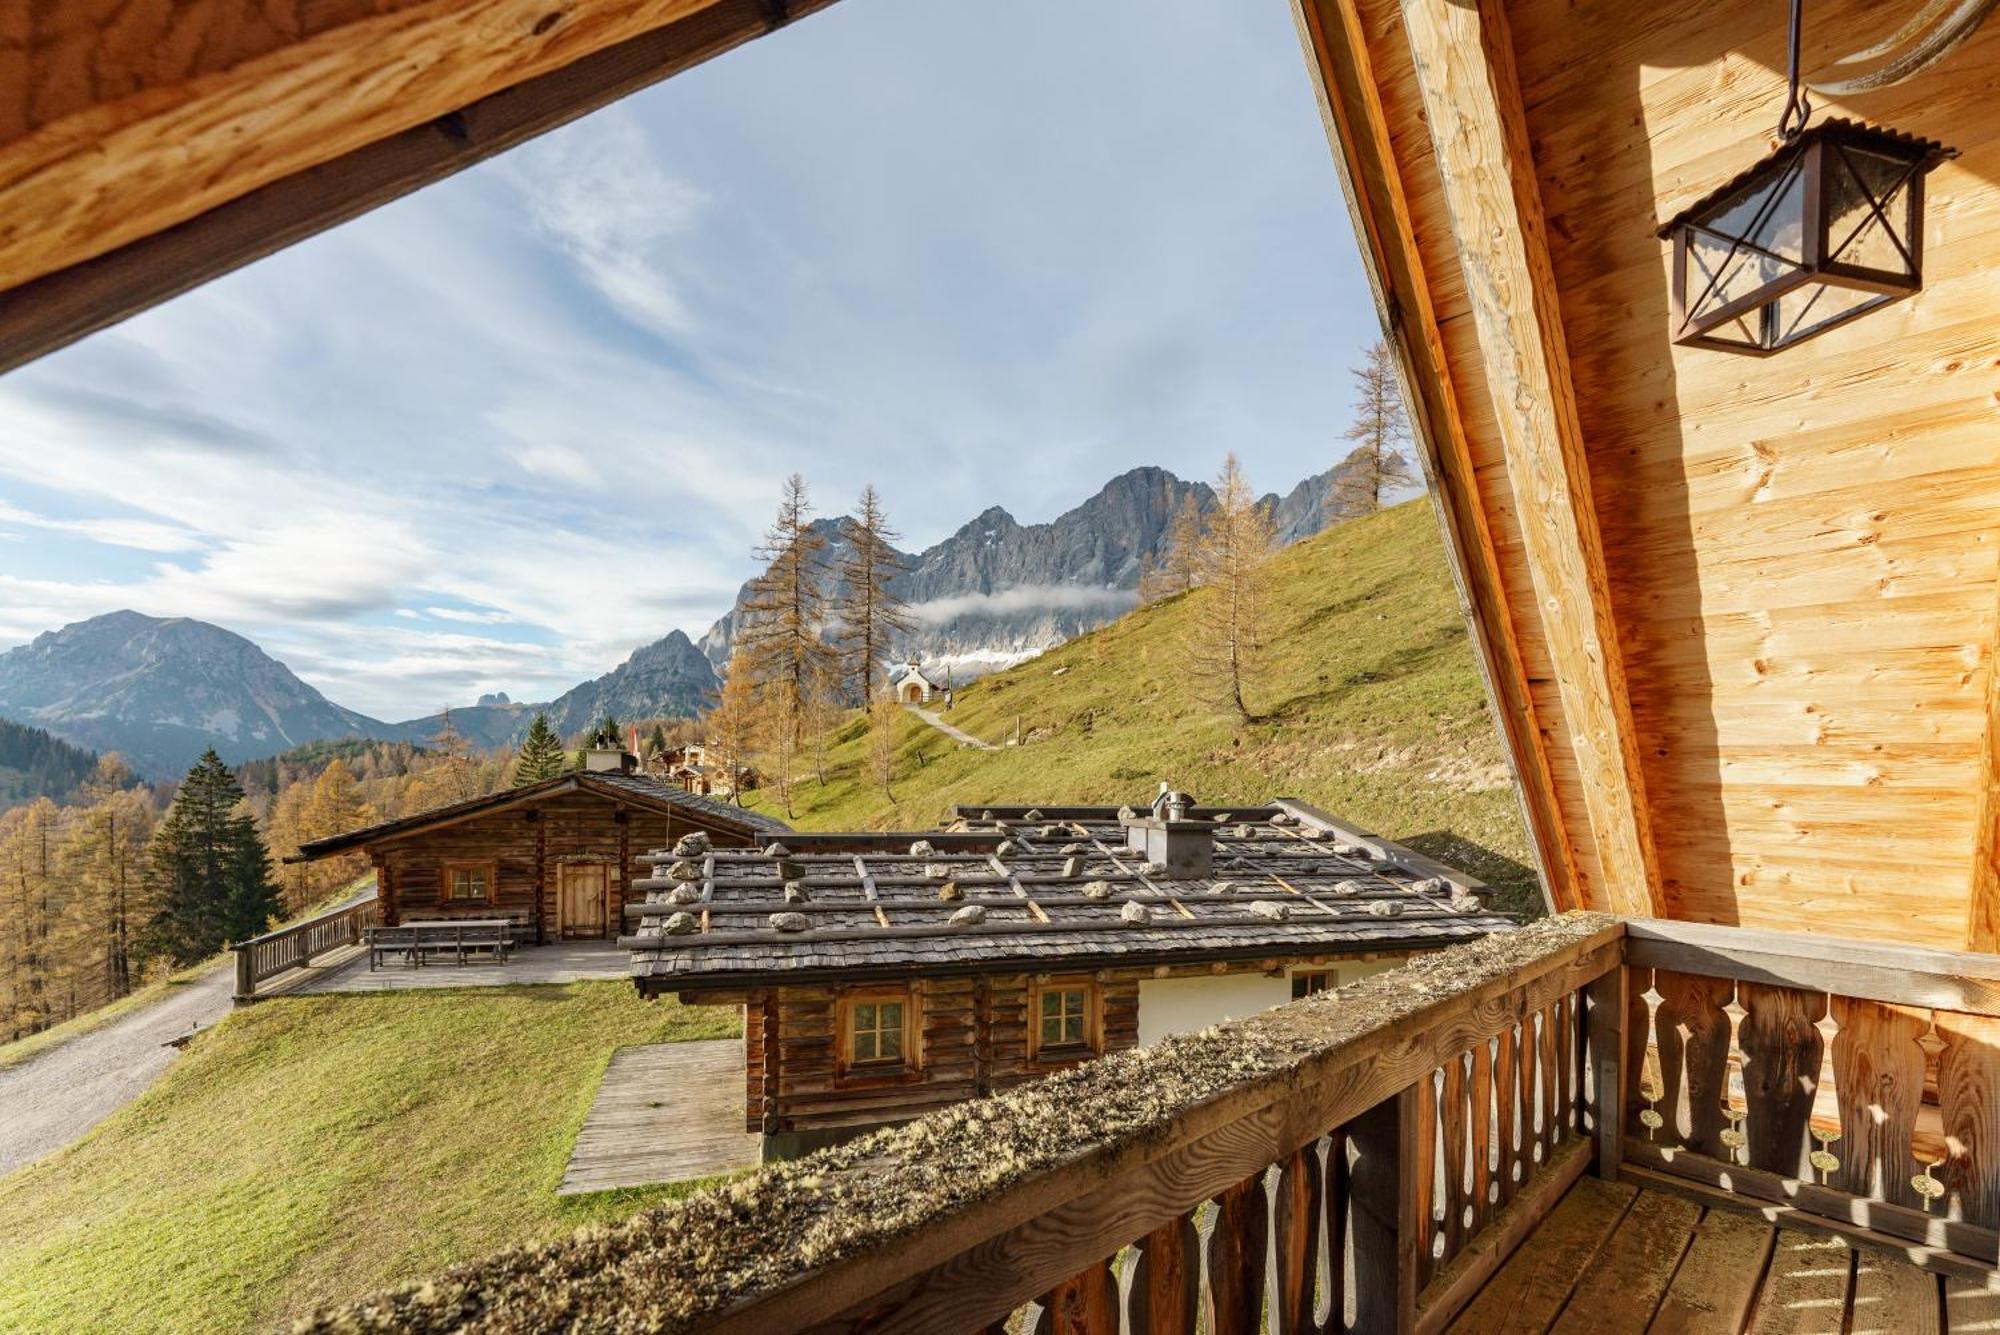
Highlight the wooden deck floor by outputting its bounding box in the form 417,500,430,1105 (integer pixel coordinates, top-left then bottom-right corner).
557,1040,760,1196
261,938,631,997
1450,1173,2000,1333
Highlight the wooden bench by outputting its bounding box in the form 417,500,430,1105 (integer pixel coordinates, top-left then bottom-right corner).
368,920,515,969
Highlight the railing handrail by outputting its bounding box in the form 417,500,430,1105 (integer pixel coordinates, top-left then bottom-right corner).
1625,917,2000,1014
232,892,380,1000
297,912,1623,1334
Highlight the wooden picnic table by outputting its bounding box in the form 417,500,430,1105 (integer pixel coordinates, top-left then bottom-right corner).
367,919,515,969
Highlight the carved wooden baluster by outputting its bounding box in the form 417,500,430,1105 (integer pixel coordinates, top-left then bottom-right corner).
1537,1000,1559,1162
1555,992,1575,1142
1324,1127,1349,1335
1414,1068,1438,1286
1438,1054,1468,1269
1494,1023,1520,1207
1126,1211,1200,1335
1272,1144,1323,1335
1512,1018,1536,1185
1204,1173,1269,1335
1034,1254,1117,1335
1829,996,1927,1207
1933,1011,2000,1228
1469,1037,1495,1234
1626,967,1659,1142
1653,970,1733,1156
1737,982,1826,1177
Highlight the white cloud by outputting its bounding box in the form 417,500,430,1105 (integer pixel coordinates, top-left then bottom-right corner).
422,606,519,625
907,585,1137,625
507,444,602,489
0,501,208,553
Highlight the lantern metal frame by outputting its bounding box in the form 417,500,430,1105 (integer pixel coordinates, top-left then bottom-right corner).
1660,119,1955,356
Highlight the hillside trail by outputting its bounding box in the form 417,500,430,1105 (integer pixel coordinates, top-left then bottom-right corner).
904,703,998,751
0,961,233,1177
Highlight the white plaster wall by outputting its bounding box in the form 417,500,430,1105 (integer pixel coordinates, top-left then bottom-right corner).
1136,960,1402,1046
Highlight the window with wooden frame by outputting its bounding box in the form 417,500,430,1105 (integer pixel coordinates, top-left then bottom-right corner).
440,860,495,904
1028,978,1101,1061
839,987,919,1073
1291,969,1336,1000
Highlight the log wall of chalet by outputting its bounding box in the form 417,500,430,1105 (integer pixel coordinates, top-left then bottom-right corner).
741,973,1144,1134
366,793,759,942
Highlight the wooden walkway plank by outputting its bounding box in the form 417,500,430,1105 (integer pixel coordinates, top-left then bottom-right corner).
1647,1207,1775,1335
1849,1249,1940,1335
1946,1277,2000,1332
1747,1230,1852,1335
1550,1189,1700,1335
1449,1174,1636,1333
558,1040,760,1195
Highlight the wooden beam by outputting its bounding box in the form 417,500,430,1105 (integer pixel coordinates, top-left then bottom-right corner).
1390,0,1661,918
1290,0,1577,915
1969,586,2000,950
0,0,832,373
1625,918,2000,1015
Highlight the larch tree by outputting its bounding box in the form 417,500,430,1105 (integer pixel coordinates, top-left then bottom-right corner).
57,757,155,1010
1142,491,1208,603
866,694,900,802
736,474,835,815
1,798,60,1037
706,653,759,806
1328,340,1418,519
140,749,281,967
836,485,915,704
514,713,568,786
1193,453,1278,721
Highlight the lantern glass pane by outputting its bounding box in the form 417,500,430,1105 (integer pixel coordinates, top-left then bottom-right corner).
1686,159,1807,322
1768,281,1892,347
1825,145,1917,276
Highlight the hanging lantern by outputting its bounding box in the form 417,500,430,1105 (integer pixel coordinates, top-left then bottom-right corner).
1662,120,1954,355
1660,0,1954,355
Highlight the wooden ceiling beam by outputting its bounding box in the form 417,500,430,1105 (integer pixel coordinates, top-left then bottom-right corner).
0,0,832,373
1392,0,1663,917
1290,0,1580,914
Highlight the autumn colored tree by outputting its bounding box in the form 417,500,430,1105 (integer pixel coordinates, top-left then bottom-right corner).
836,485,914,704
57,757,155,1009
705,653,759,806
1193,453,1277,720
866,695,900,802
1142,492,1208,603
1328,340,1417,518
736,474,836,815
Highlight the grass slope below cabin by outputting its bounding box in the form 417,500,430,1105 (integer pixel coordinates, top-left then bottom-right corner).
749,499,1543,916
0,983,736,1333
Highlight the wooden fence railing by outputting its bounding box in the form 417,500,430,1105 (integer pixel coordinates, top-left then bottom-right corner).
1619,919,2000,1273
687,915,1627,1335
232,893,379,1002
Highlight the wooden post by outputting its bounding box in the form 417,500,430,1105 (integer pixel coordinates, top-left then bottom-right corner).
1349,1084,1420,1335
760,992,782,1135
530,810,547,946
1584,968,1627,1181
615,806,631,943
232,944,255,1004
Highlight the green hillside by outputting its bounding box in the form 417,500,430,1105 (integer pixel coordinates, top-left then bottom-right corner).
0,984,735,1333
749,499,1542,917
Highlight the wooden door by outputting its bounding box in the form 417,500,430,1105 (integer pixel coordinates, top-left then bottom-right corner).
557,863,609,938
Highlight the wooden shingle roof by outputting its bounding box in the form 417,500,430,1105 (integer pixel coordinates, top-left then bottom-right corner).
626,798,1512,989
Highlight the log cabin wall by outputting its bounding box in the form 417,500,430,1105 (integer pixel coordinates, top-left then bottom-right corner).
1307,0,2000,948
741,974,1142,1134
368,791,758,941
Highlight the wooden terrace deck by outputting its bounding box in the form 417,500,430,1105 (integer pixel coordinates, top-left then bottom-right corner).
254,938,630,997
558,1040,760,1195
1455,1174,1997,1333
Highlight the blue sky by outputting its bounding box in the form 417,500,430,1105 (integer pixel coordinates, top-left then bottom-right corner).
0,0,1379,722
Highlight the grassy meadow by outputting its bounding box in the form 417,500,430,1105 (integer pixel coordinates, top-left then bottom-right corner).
0,983,737,1332
744,499,1543,916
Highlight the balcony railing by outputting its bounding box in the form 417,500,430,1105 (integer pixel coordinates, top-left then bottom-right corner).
302,912,2000,1333
231,893,379,1002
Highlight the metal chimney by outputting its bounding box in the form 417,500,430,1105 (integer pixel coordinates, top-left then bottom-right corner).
1126,785,1211,877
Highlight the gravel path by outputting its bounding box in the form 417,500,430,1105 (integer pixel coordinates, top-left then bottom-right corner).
0,963,234,1177
906,703,998,751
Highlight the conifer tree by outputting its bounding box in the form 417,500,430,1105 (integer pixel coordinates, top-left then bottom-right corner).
1193,454,1277,721
836,485,914,704
1143,492,1208,602
514,713,568,786
737,474,835,811
647,722,670,760
706,654,758,806
1328,340,1417,518
58,757,154,1007
866,694,900,802
139,749,280,967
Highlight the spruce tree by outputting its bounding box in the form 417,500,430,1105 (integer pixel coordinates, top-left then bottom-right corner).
514,713,568,786
140,750,280,966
